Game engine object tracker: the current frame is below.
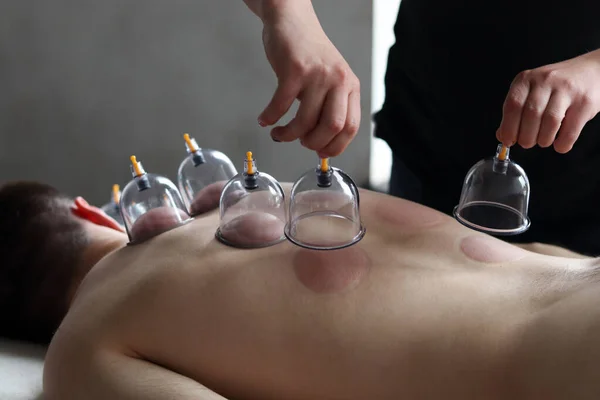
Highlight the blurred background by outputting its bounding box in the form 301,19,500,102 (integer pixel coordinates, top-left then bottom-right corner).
0,0,399,205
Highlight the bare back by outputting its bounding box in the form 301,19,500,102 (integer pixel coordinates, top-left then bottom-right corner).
46,189,600,399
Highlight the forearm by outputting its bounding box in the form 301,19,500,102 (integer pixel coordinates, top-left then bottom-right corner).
242,0,316,24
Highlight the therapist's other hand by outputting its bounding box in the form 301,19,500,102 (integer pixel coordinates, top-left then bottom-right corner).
256,1,361,157
497,49,600,153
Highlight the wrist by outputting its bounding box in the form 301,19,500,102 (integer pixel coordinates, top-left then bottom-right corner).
258,0,315,25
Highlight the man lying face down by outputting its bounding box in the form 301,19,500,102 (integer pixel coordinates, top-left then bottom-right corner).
1,181,600,399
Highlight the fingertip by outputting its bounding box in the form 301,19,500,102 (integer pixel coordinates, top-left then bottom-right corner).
317,147,335,158
320,141,346,158
497,129,517,147
270,126,293,143
537,138,552,148
258,105,285,127
553,140,572,154
271,125,284,135
496,133,512,147
258,110,278,127
328,148,345,157
518,140,536,150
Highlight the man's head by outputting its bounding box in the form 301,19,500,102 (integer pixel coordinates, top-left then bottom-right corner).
0,181,126,345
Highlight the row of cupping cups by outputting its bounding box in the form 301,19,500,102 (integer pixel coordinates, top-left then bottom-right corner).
105,134,366,250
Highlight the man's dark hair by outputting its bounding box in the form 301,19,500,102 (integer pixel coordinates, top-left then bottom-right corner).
0,181,88,345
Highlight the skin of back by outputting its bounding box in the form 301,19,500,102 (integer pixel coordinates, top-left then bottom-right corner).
43,186,600,400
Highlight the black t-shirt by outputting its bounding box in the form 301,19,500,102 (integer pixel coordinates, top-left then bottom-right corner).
375,0,600,231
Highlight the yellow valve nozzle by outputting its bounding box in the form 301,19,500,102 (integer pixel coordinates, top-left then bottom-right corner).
498,145,508,161
130,155,144,177
183,133,198,153
112,184,120,204
320,158,329,173
246,151,254,175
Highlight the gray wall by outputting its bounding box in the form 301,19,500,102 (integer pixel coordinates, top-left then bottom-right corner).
0,1,372,205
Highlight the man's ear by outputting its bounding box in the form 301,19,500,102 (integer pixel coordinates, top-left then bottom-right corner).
71,197,125,232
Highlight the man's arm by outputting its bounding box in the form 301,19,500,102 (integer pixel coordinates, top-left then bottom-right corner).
45,349,228,400
242,0,300,26
241,0,266,18
241,0,361,158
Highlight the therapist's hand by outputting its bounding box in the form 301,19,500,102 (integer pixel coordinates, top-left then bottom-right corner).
250,0,361,157
496,49,600,153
